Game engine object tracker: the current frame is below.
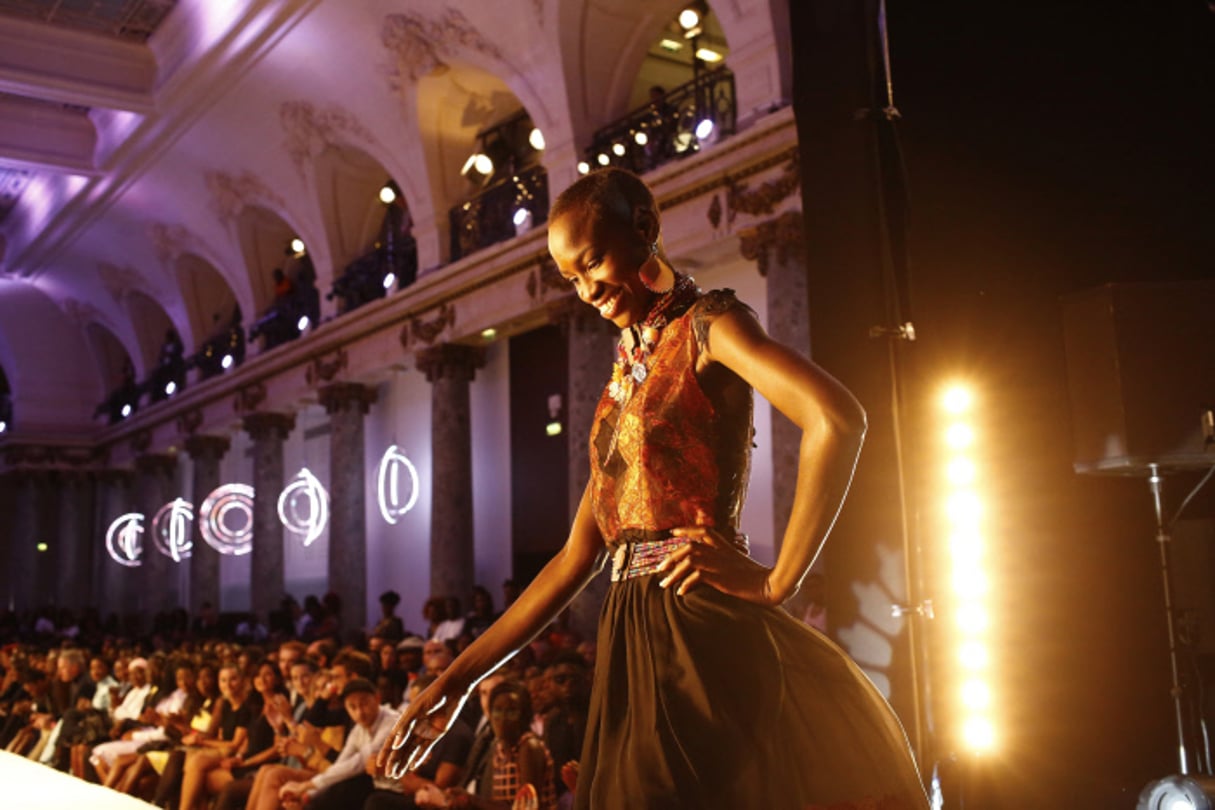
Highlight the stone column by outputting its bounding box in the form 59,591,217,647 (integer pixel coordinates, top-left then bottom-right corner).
417,344,485,605
318,383,378,636
55,471,96,611
740,210,809,557
135,453,178,620
185,435,230,617
243,412,295,625
550,297,619,639
94,470,135,625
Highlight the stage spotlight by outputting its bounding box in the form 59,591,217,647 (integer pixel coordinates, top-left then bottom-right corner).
221,354,234,370
513,207,533,235
164,381,176,396
597,153,610,166
577,161,590,175
634,131,648,146
383,272,396,290
0,420,6,433
612,142,626,157
121,404,132,418
297,315,310,332
678,7,703,38
1138,775,1215,810
379,185,397,204
474,154,493,175
529,127,546,151
695,118,715,140
696,47,723,63
290,237,305,254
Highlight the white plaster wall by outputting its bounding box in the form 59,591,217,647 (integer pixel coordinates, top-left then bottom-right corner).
282,405,331,604
363,369,433,638
470,340,513,610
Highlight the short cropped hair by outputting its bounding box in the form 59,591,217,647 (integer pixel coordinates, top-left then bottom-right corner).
549,168,658,234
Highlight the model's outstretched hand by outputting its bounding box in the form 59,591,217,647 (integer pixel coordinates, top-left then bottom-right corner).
377,679,468,779
656,525,780,606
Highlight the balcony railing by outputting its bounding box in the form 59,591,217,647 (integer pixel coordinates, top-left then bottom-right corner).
449,163,549,262
583,66,736,176
328,237,418,315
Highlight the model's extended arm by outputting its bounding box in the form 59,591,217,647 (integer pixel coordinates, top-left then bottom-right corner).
379,484,607,776
658,305,866,605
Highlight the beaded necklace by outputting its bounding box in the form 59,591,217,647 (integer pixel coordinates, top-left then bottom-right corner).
603,273,699,464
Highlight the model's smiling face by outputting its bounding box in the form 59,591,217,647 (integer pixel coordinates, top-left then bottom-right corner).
548,209,655,329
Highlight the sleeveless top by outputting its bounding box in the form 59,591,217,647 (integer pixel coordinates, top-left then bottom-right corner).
588,289,754,544
491,731,558,810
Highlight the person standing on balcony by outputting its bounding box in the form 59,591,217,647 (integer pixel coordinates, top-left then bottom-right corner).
380,168,928,809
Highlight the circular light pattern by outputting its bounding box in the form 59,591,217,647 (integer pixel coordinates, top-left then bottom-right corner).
379,185,396,204
151,498,194,562
278,467,329,547
199,483,254,556
377,445,420,525
106,512,144,567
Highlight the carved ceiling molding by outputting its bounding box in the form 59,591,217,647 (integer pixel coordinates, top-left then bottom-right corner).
304,347,348,388
1,442,102,471
280,101,383,179
97,262,145,303
232,381,267,414
399,302,456,350
526,254,567,303
381,9,504,87
725,151,801,226
205,170,287,227
147,221,203,266
60,296,104,328
738,210,805,277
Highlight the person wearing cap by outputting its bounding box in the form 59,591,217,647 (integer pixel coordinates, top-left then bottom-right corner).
277,678,399,810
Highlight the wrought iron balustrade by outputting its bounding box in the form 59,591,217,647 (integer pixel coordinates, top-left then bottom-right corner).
449,164,549,262
583,67,736,176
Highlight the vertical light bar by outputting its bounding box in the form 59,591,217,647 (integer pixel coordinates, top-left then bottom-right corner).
940,382,997,753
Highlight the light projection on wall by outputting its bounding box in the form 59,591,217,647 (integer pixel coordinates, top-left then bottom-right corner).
199,483,254,555
105,513,144,567
377,445,420,524
278,467,329,546
151,498,194,562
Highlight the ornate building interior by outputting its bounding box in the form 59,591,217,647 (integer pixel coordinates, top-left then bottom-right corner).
0,0,807,651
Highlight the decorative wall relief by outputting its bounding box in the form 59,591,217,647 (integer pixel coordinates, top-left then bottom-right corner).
205,170,287,227
280,101,382,178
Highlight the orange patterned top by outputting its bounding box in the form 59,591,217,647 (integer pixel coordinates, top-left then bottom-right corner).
588,289,754,544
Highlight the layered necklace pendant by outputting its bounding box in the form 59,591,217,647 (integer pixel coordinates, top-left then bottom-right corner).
607,273,698,408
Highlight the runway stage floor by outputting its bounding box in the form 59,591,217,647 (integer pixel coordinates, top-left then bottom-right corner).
0,750,155,810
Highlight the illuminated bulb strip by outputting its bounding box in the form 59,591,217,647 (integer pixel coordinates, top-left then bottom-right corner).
941,383,996,752
278,467,329,547
377,445,420,525
105,513,144,567
151,498,194,562
199,483,254,556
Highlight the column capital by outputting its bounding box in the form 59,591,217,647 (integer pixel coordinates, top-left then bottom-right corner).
184,434,231,462
416,343,486,384
95,468,135,487
134,452,177,477
738,209,805,277
318,382,378,416
243,411,296,442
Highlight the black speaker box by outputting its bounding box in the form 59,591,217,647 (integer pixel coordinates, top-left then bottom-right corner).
1061,281,1215,475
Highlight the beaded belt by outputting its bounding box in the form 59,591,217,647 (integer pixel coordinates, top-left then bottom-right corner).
609,537,685,582
608,532,750,582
